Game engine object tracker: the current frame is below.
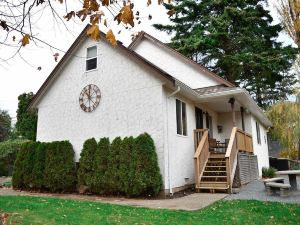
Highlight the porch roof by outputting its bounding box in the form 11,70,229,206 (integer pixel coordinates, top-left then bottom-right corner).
173,80,272,128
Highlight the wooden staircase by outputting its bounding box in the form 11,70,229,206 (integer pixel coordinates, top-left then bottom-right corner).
194,128,253,193
198,153,229,191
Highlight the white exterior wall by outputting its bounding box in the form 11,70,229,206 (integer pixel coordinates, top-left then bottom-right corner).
250,116,270,176
164,91,220,191
36,38,167,183
133,39,221,89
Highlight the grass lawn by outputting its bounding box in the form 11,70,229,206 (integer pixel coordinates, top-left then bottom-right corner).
0,196,299,225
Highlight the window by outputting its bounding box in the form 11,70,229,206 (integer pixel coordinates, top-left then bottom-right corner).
86,46,97,71
176,99,187,136
255,121,261,145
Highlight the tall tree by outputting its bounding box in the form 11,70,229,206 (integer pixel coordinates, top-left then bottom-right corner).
0,110,12,142
267,101,300,159
15,93,37,141
275,0,300,100
155,0,298,107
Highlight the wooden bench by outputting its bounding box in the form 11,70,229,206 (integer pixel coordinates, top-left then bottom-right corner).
263,177,284,187
266,182,291,197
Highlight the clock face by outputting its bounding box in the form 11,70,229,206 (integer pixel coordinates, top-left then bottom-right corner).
79,84,101,112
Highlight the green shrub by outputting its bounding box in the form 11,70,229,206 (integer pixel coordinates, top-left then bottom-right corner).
129,133,162,197
22,142,39,189
12,141,34,189
119,136,135,195
262,167,277,178
44,141,77,192
106,137,122,194
0,139,29,176
92,137,110,194
77,138,97,188
291,164,300,170
31,142,47,189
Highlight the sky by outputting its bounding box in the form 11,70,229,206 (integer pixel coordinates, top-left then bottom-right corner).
0,0,294,120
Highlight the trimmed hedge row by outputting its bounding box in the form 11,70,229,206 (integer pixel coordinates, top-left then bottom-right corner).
12,133,162,197
12,141,77,192
78,133,163,197
0,139,29,176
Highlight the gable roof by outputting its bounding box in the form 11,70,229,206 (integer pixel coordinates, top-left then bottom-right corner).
28,25,177,109
128,31,235,88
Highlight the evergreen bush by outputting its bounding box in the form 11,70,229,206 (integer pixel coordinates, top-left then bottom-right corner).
12,141,33,189
106,137,122,194
44,141,77,192
31,142,47,189
129,133,162,197
92,137,110,194
22,142,39,189
119,136,135,195
77,138,97,189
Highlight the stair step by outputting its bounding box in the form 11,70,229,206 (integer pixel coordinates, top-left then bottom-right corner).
202,176,227,178
209,154,225,159
197,186,229,190
200,182,229,188
205,166,226,168
204,171,227,173
208,159,225,162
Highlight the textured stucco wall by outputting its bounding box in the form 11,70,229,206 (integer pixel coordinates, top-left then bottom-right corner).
251,117,270,176
132,39,221,89
36,38,167,183
164,90,222,191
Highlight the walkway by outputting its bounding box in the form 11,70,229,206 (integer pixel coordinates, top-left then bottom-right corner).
226,176,300,203
0,177,227,211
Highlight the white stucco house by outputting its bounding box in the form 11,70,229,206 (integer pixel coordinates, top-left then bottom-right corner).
29,25,272,194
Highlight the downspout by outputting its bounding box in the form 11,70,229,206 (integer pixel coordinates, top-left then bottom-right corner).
166,86,180,196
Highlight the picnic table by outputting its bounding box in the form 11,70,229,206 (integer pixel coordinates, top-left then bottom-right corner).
276,170,300,191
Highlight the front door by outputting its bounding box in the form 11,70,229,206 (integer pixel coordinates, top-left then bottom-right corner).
195,107,203,129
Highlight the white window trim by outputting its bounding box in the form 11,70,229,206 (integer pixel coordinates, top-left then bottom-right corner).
86,45,98,71
176,98,188,136
256,121,261,145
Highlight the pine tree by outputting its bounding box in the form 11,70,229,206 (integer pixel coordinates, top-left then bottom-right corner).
154,0,298,107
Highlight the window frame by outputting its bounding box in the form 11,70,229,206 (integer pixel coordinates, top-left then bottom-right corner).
176,99,187,136
86,46,98,71
255,121,261,145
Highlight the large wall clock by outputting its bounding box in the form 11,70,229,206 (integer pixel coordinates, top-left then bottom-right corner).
79,84,101,112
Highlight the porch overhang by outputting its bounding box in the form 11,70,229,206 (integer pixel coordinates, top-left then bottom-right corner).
171,80,272,128
195,88,272,128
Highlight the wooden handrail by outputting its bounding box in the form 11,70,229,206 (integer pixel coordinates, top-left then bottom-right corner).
194,129,209,189
194,129,208,151
225,127,253,192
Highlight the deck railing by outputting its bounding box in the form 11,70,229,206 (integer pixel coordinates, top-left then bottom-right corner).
193,129,209,189
225,127,253,192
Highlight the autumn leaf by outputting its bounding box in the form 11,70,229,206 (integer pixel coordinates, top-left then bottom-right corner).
64,11,75,21
167,9,175,17
76,8,89,21
0,20,9,31
119,5,134,27
87,24,100,41
21,34,30,47
102,0,109,6
53,53,59,62
147,0,151,6
106,29,117,47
